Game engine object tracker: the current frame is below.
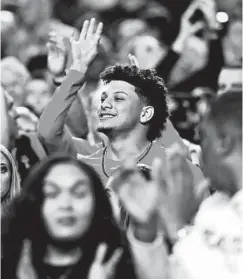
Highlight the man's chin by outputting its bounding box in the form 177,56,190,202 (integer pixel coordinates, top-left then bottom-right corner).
97,125,112,135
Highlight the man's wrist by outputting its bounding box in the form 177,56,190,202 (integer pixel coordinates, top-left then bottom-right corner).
69,64,88,75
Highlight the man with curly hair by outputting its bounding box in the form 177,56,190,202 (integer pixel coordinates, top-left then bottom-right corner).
38,19,203,186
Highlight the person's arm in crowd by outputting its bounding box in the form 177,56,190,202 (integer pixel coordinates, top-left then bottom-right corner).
171,30,223,92
0,86,10,148
156,0,204,83
155,144,209,247
66,91,89,139
170,0,223,92
110,161,169,279
38,71,85,156
38,19,104,156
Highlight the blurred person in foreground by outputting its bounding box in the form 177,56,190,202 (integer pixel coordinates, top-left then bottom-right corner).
1,144,21,215
111,91,242,279
38,18,204,186
168,90,243,279
1,155,167,279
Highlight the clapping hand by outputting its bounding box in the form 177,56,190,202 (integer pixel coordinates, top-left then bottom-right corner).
155,143,209,244
88,243,123,279
47,31,68,76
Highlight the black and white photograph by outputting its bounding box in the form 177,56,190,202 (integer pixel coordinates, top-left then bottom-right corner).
1,0,242,278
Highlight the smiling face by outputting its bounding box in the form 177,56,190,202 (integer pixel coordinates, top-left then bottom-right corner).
1,152,11,200
97,80,145,136
42,163,95,242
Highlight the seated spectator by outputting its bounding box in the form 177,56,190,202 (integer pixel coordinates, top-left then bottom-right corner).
1,144,21,215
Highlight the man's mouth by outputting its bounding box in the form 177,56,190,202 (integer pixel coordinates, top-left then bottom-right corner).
99,113,116,119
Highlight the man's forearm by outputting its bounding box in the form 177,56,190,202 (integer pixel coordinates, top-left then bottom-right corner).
38,69,87,152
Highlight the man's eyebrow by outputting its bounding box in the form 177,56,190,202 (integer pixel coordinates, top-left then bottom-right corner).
113,91,128,95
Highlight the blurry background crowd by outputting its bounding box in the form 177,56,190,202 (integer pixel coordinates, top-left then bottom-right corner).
1,0,242,144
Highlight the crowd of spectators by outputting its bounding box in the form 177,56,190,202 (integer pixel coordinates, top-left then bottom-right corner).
1,0,242,279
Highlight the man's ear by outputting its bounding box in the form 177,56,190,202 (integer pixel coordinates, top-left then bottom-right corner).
140,106,154,124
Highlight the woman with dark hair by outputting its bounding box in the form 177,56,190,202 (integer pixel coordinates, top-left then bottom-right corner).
1,154,136,279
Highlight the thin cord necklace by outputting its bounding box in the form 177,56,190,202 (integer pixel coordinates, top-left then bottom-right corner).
102,142,153,178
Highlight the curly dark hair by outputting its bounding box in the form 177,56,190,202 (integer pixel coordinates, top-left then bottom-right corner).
1,154,136,279
100,64,169,141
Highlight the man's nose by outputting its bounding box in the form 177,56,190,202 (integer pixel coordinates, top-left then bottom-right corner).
100,99,112,110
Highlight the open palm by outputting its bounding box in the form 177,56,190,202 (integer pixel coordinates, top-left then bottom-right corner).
70,18,103,72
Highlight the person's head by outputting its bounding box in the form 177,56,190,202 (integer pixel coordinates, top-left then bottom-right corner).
2,155,135,278
200,91,242,196
119,35,167,69
24,78,52,116
1,56,30,106
97,64,169,142
120,0,147,12
1,145,21,213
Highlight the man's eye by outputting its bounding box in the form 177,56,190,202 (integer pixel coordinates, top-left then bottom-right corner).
114,97,124,101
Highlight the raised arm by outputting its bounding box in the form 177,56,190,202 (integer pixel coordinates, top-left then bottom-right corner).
38,18,103,156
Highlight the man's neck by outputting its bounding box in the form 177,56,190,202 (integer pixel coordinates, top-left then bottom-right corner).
44,244,82,266
107,130,151,161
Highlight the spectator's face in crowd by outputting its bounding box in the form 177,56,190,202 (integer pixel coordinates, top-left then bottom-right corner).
97,81,144,134
200,118,238,194
0,152,11,200
120,0,146,12
82,0,119,11
132,36,167,69
1,69,26,106
42,163,95,242
25,79,51,116
18,0,51,27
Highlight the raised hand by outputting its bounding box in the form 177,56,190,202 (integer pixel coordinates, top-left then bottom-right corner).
88,243,123,279
70,18,103,72
47,31,67,76
173,0,205,53
154,144,209,244
198,0,220,30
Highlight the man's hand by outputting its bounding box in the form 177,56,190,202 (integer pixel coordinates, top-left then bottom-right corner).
155,144,208,244
47,32,67,77
69,18,103,73
88,243,123,279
